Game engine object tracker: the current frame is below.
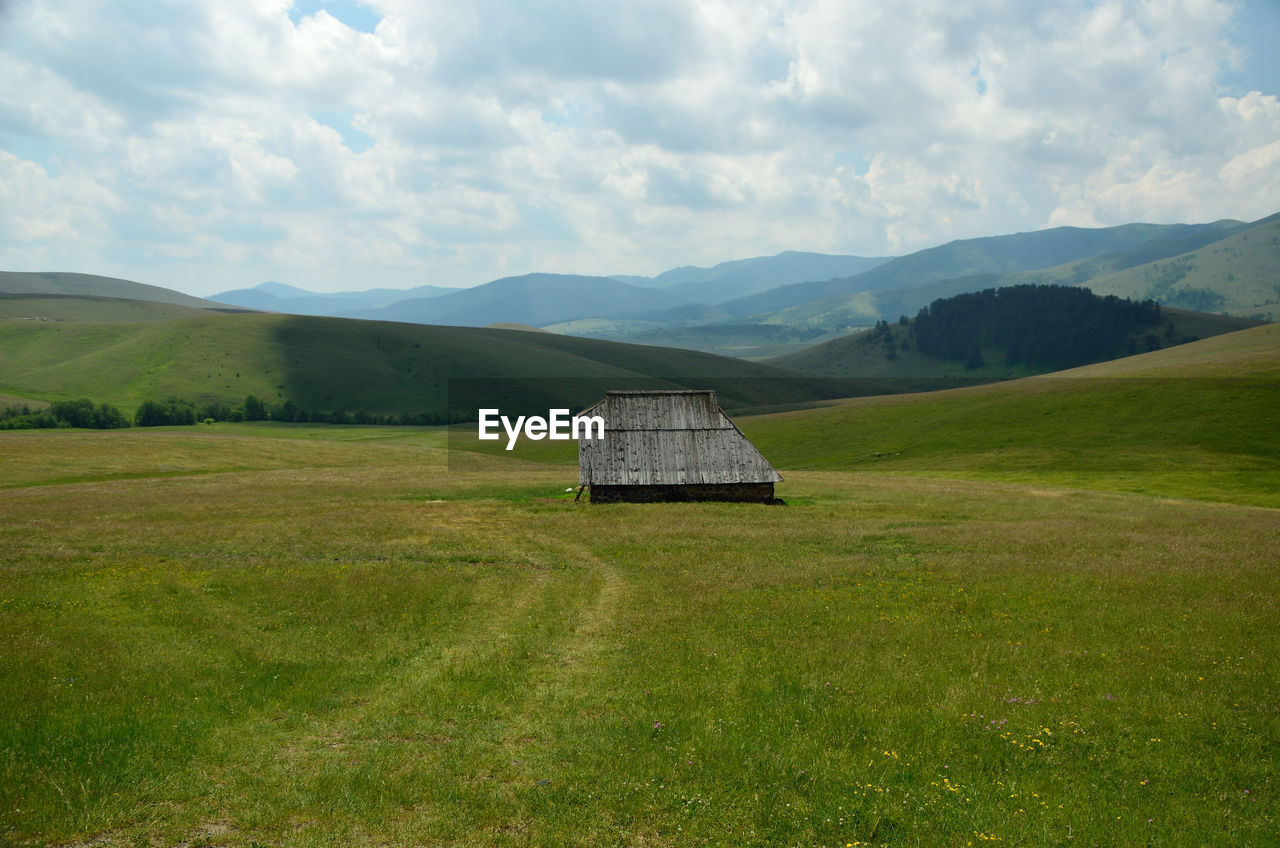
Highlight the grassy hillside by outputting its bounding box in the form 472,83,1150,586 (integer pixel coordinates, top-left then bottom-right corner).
706,220,1240,323
741,323,1280,506
1074,214,1280,320
0,393,45,410
0,293,222,323
0,308,884,417
769,213,1277,331
995,217,1259,289
0,271,224,309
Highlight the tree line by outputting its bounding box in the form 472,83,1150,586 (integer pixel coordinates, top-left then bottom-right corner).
196,396,460,426
0,398,130,430
1,395,459,430
910,285,1163,370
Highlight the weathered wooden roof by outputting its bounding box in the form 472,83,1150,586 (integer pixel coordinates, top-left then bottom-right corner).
578,390,783,486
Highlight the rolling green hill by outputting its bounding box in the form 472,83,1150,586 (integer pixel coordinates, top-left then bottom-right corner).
1068,213,1280,319
739,322,1280,505
704,219,1244,322
932,213,1280,321
747,215,1275,332
0,293,222,323
0,308,888,418
0,271,226,309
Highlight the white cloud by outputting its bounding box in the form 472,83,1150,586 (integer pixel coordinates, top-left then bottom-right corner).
0,0,1276,294
1047,90,1280,226
0,150,122,257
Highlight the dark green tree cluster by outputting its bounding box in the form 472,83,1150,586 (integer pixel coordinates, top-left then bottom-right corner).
911,285,1161,371
6,393,455,430
0,398,130,430
134,397,199,426
134,394,268,425
854,319,904,361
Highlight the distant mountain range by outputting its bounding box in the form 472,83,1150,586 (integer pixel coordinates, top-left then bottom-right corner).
206,213,1276,359
586,214,1279,356
338,273,692,326
210,280,463,316
3,213,1275,420
612,251,891,302
208,252,892,325
7,212,1276,364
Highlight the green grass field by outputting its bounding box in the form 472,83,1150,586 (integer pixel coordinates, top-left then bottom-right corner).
742,328,1280,509
2,328,1277,847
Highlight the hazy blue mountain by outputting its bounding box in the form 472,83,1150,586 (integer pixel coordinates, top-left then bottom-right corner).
706,220,1248,321
211,281,462,316
343,273,693,327
253,282,317,298
612,251,891,303
209,287,293,311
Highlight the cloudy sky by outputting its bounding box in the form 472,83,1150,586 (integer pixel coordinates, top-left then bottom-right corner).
1,0,1278,296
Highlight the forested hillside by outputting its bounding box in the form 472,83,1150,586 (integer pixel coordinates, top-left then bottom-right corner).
911,285,1163,370
770,285,1261,379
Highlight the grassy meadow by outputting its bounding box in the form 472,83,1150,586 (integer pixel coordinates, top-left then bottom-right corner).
3,328,1279,847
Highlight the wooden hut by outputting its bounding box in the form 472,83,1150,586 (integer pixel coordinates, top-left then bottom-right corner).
577,389,782,503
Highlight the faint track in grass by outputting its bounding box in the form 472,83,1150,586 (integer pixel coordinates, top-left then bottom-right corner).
164,519,629,844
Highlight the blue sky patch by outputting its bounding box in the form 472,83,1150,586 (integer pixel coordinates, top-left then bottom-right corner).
970,59,987,96
311,108,375,153
288,0,381,35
